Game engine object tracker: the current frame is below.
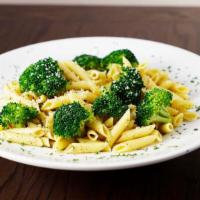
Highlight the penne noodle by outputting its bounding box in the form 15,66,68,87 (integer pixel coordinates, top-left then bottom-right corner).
88,70,107,81
167,107,179,116
41,137,51,147
36,95,47,104
129,104,136,120
64,142,109,154
183,111,198,121
125,120,136,131
41,95,70,111
69,81,92,90
4,92,39,110
171,98,193,112
113,130,162,153
108,109,130,147
0,131,43,147
170,83,189,94
53,137,72,151
104,117,114,128
38,112,48,125
87,130,99,141
159,123,174,134
0,127,47,137
27,122,41,128
58,61,79,81
159,80,174,89
142,75,157,89
107,64,121,81
44,112,54,140
62,60,91,80
173,113,184,127
77,138,96,143
87,118,110,139
69,81,100,95
59,61,100,95
4,81,21,95
117,124,155,143
22,91,38,101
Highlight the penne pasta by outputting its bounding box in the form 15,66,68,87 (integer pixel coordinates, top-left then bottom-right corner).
53,137,72,150
173,113,184,127
64,141,109,154
58,61,80,81
117,124,156,143
107,64,121,81
0,131,44,147
0,127,48,137
41,137,51,147
41,95,71,111
44,112,54,140
108,109,130,147
113,130,162,153
104,117,114,128
183,111,198,121
87,118,110,139
87,130,99,141
159,123,174,134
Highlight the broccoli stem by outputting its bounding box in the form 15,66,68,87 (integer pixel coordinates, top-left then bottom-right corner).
159,109,171,118
150,110,172,123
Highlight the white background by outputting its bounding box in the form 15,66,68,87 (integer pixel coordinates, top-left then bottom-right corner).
0,0,200,6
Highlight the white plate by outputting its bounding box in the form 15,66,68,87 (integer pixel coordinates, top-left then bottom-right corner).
0,37,200,171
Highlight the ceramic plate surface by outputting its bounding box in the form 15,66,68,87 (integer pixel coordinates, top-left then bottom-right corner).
0,37,200,171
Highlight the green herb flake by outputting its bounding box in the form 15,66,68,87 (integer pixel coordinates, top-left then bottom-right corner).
154,146,159,150
72,158,79,162
20,147,25,152
196,106,200,112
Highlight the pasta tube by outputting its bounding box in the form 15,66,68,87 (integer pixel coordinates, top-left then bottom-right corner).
113,130,162,153
87,118,110,138
0,131,43,147
108,109,130,147
117,124,155,143
64,142,109,154
87,130,99,141
159,123,174,134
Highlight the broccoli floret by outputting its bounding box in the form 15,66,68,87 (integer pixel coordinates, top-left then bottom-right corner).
110,66,144,104
53,102,91,139
102,49,139,68
136,87,173,126
0,103,38,129
19,57,67,98
73,54,104,71
92,91,128,118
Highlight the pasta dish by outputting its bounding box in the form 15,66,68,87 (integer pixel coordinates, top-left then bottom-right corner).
0,49,198,154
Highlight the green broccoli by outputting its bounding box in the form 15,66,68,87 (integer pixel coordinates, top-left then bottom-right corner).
102,49,139,68
19,57,67,98
0,103,38,129
73,54,104,71
136,87,173,126
92,90,128,118
110,66,144,104
53,102,91,139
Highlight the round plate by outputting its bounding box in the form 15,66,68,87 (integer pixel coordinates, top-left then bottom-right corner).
0,37,200,171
